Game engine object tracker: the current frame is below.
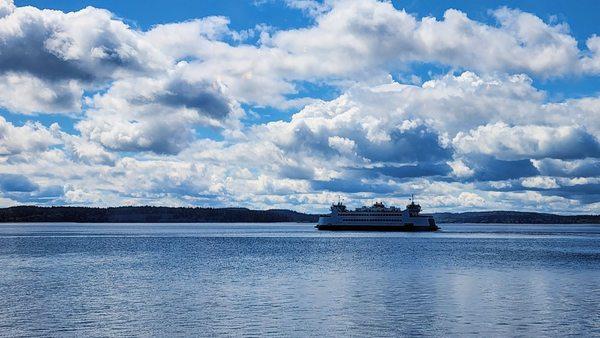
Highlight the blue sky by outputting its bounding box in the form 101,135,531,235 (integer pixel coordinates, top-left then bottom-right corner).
0,0,599,213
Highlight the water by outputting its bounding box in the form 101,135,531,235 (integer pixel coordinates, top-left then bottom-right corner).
0,223,599,337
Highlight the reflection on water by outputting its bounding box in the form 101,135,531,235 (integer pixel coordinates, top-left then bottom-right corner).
0,223,599,336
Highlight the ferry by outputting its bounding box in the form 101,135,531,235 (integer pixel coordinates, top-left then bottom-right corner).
316,197,439,231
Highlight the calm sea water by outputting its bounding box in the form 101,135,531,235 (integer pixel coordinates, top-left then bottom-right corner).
0,223,599,336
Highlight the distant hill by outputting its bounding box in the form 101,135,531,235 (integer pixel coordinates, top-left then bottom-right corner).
433,211,600,224
0,206,318,223
0,206,598,224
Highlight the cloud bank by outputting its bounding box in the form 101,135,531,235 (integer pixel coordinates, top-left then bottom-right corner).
0,0,598,213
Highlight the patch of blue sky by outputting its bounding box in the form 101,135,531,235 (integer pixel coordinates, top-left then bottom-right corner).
287,80,341,101
194,125,224,142
15,0,311,32
240,81,340,125
392,62,454,85
242,104,291,125
534,77,600,101
0,108,79,134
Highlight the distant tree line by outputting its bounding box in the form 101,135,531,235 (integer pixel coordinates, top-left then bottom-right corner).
433,211,600,224
0,206,318,223
0,206,598,224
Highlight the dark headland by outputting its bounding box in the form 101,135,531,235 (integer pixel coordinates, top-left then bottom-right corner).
0,206,598,224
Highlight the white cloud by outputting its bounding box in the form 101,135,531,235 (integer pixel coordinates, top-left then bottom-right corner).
0,116,61,155
0,0,15,18
581,35,600,74
0,0,598,212
490,181,512,189
78,68,242,154
284,0,330,17
457,192,486,207
558,177,600,186
267,2,588,78
138,1,600,110
0,3,166,114
0,5,165,80
61,134,117,165
532,158,600,178
0,73,82,114
328,136,356,155
448,159,474,178
1,69,597,211
0,0,598,117
454,122,600,160
522,176,560,189
64,185,104,204
144,16,241,58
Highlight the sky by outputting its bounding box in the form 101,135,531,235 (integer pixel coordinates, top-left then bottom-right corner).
0,0,599,213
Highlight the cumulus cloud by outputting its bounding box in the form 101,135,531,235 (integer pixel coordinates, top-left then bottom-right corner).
136,1,599,110
320,72,548,136
581,35,600,74
61,133,117,165
522,176,560,189
454,123,600,160
78,72,240,154
0,5,163,81
0,0,597,117
448,159,474,178
284,0,330,17
267,2,589,78
0,116,61,155
0,0,598,212
0,2,166,114
2,67,598,211
76,116,196,154
0,0,15,18
0,73,82,114
328,136,356,155
159,72,597,209
532,158,600,178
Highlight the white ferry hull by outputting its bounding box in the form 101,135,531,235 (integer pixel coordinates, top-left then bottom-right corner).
315,223,438,231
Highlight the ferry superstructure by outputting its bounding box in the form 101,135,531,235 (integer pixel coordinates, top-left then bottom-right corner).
316,198,439,231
